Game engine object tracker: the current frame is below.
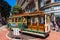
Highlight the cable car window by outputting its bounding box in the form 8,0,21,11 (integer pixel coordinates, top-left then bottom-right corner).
27,18,31,25
32,18,35,23
12,18,14,22
23,17,26,22
41,17,44,24
38,17,41,24
18,17,21,22
27,17,31,25
46,16,49,24
15,18,17,22
39,16,45,24
35,17,38,24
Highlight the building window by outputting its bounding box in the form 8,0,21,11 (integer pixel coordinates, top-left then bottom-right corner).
31,4,35,12
41,0,45,7
54,0,60,2
45,0,51,4
53,6,60,10
21,0,26,6
54,12,60,15
45,8,51,12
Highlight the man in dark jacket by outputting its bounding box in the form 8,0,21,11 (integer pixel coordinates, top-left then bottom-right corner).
2,17,6,25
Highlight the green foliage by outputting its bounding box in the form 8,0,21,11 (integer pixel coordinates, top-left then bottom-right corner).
13,5,22,14
7,23,10,28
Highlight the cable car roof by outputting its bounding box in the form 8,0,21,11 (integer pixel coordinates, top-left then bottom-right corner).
12,11,44,17
11,11,50,18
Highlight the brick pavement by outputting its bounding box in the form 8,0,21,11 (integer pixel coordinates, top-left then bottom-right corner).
0,26,60,40
46,31,60,40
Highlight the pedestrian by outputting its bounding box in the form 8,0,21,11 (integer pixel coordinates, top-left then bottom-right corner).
57,21,60,31
0,18,2,26
58,22,60,28
55,23,59,32
51,21,55,30
50,22,54,30
2,17,6,25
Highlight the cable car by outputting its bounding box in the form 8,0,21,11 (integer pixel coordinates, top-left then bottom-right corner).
7,11,50,37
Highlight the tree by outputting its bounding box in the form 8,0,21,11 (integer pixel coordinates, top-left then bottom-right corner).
0,0,11,18
13,5,22,14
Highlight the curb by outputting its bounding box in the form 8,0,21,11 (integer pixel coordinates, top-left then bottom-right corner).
6,31,22,40
6,31,12,40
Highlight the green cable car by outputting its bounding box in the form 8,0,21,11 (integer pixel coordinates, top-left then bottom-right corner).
7,11,50,37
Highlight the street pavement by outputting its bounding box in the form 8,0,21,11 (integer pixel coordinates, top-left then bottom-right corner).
0,26,60,40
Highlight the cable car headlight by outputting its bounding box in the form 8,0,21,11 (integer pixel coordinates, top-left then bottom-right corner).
11,23,16,27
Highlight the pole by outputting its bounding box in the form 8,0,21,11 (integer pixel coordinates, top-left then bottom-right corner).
19,17,23,40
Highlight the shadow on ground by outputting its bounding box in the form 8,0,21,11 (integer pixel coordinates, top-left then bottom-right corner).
22,32,49,39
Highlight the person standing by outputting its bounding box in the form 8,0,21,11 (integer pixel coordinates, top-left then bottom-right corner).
51,14,55,30
2,17,6,25
0,13,2,26
55,22,59,32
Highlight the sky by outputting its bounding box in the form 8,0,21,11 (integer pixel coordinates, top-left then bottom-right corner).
5,0,16,6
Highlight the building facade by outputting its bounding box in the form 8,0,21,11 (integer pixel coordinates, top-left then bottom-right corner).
41,0,60,16
17,0,41,13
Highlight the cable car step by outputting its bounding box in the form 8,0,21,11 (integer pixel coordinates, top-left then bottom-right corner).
24,29,45,34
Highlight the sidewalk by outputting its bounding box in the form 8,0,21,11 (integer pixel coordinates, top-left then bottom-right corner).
0,26,11,40
46,30,60,40
0,25,7,31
